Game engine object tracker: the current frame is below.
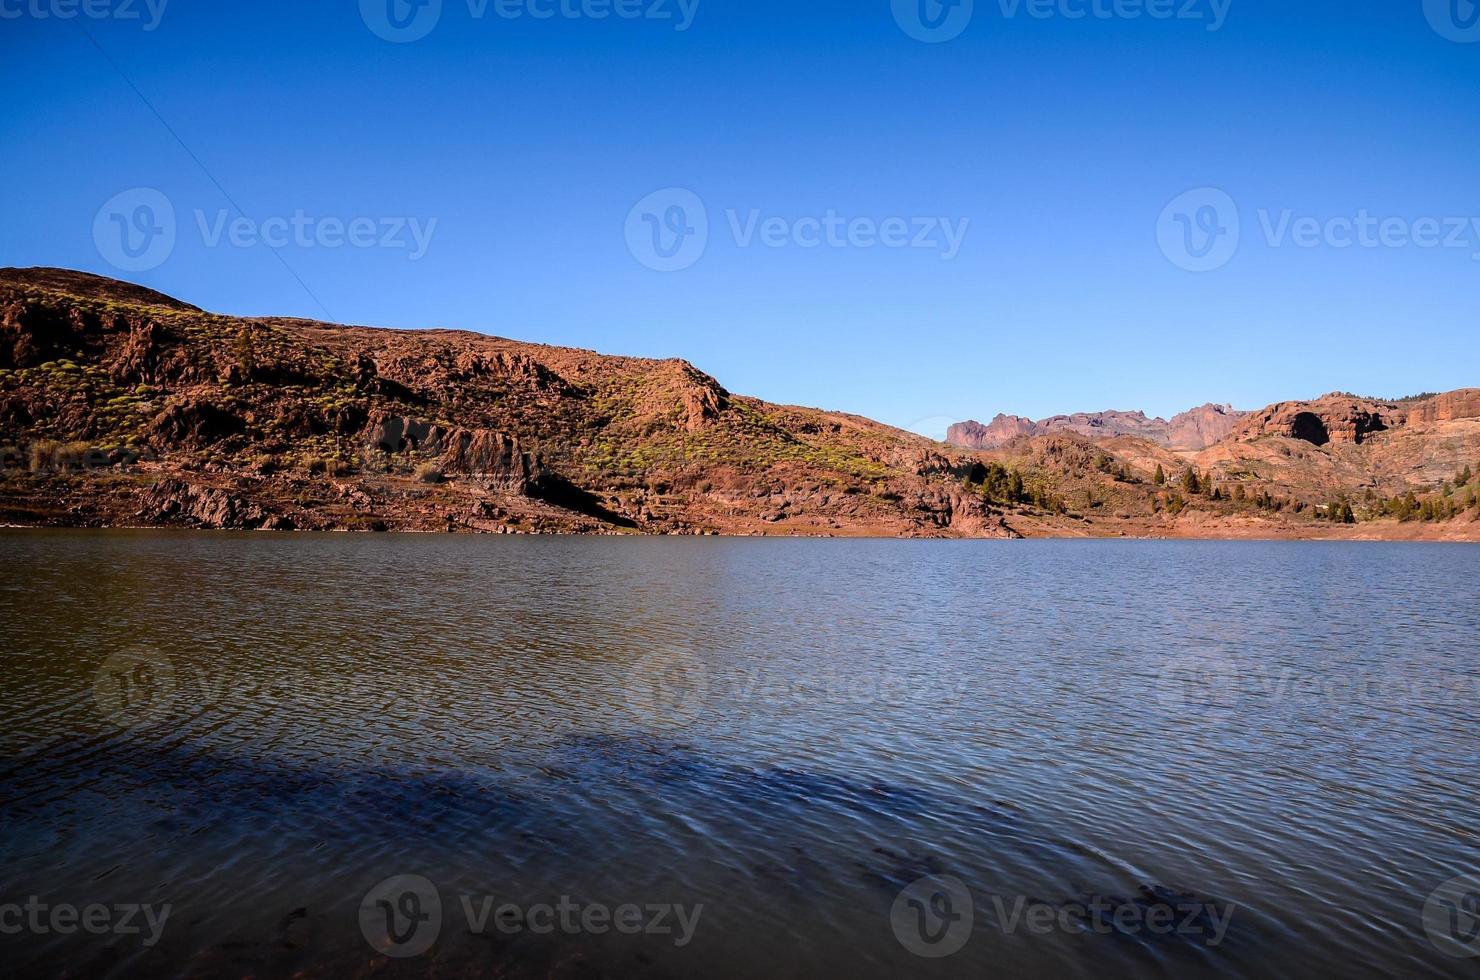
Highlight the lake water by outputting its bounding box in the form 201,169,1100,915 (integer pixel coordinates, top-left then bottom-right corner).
1,531,1478,978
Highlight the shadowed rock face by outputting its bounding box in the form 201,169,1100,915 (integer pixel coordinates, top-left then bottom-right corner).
1290,412,1330,446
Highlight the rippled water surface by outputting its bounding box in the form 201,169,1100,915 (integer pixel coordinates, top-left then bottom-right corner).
1,530,1478,978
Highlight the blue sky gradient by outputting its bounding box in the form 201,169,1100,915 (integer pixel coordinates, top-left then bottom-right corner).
2,0,1477,436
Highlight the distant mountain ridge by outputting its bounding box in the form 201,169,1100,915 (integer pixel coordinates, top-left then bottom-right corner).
948,404,1245,451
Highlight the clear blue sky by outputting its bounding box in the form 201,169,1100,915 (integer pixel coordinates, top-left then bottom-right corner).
2,0,1477,437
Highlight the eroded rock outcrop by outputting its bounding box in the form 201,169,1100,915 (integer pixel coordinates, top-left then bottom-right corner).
146,398,245,450
440,428,538,491
364,412,448,453
1234,394,1403,446
947,414,1038,449
363,411,540,492
137,479,270,529
0,300,92,369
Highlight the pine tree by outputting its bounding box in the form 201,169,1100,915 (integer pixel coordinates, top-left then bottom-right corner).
1154,464,1165,486
1181,467,1200,495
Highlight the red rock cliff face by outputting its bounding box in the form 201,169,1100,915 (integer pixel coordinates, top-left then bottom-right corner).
1234,394,1405,446
947,414,1038,449
1167,403,1245,450
1406,389,1480,430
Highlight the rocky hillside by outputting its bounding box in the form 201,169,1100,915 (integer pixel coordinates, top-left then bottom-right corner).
0,268,1022,536
1,268,1476,540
